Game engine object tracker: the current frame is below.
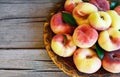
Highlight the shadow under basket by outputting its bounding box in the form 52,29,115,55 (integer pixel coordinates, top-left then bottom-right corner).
44,0,120,77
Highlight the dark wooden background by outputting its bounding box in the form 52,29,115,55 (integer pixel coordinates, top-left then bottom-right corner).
0,0,69,77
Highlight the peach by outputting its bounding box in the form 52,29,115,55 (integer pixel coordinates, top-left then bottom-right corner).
64,0,83,13
51,34,77,57
50,12,75,34
114,6,120,16
98,28,120,51
107,10,120,29
88,11,111,30
102,50,120,73
73,2,98,25
73,48,101,74
73,24,98,48
89,0,110,11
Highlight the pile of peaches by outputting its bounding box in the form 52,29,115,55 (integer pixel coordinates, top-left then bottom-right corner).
50,0,120,74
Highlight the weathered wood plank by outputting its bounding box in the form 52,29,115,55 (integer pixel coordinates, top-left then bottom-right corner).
0,60,59,71
0,49,69,77
0,49,50,60
0,19,44,48
0,0,60,4
0,1,61,48
0,70,69,77
0,3,56,18
0,49,58,71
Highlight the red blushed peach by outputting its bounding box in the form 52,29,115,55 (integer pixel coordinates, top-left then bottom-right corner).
102,50,120,73
51,34,77,57
89,0,110,11
73,2,98,25
98,28,120,51
73,48,101,74
50,12,75,34
64,0,82,13
114,6,120,16
73,24,98,48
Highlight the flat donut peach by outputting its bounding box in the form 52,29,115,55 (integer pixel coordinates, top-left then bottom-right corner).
88,11,111,31
73,24,98,48
73,2,98,25
51,34,77,57
114,6,120,15
107,10,120,29
64,0,82,13
50,12,75,34
98,28,120,51
102,49,120,73
73,48,101,74
89,0,110,11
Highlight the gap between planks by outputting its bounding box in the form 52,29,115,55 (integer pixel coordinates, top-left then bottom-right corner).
0,49,69,77
0,70,69,77
0,49,56,70
0,0,61,4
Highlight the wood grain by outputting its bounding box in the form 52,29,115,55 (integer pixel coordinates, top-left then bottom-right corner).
0,49,69,77
0,70,69,77
0,49,49,60
0,0,60,3
0,18,45,48
0,0,61,48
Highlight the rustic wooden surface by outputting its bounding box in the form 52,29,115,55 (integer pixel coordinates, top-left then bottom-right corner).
0,0,69,77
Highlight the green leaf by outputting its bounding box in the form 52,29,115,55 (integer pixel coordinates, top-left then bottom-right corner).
95,43,104,60
62,11,77,27
63,35,67,45
110,1,118,10
119,29,120,32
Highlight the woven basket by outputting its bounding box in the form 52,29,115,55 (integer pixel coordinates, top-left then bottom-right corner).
44,0,120,77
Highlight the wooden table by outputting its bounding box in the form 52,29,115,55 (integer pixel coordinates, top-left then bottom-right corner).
0,0,69,77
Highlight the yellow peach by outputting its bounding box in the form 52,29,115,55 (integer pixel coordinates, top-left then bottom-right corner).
98,28,120,51
88,11,111,30
107,10,120,29
73,2,98,25
51,34,77,57
73,48,101,74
